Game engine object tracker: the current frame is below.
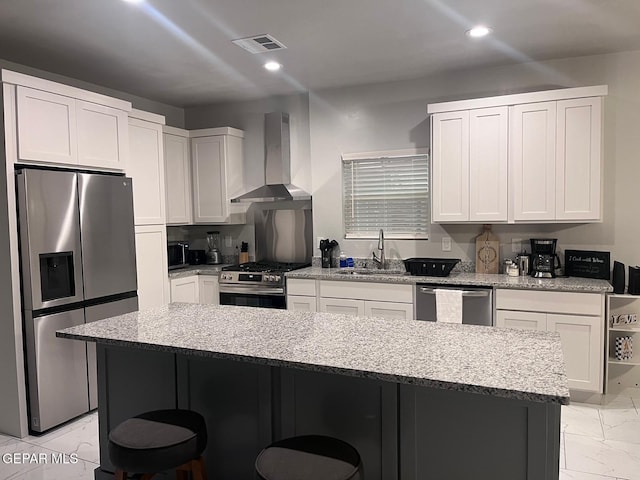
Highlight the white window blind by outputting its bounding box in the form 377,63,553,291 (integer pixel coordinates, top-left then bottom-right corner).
342,151,429,239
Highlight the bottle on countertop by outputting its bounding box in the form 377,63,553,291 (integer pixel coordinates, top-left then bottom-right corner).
239,242,249,264
339,252,347,268
235,245,240,265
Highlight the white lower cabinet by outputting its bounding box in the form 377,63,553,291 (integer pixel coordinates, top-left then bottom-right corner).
319,298,365,316
198,276,219,305
170,275,219,305
496,289,604,393
364,301,413,320
288,295,317,312
135,225,169,309
170,276,199,303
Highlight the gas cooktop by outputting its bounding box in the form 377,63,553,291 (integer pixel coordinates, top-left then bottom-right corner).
222,261,310,274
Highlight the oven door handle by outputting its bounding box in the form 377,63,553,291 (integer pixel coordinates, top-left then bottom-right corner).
219,285,285,296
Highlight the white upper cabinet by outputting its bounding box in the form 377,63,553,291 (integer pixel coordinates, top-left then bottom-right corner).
16,87,78,164
428,85,606,224
77,100,128,170
6,70,131,170
128,115,166,225
511,101,557,221
191,128,245,224
164,129,192,225
555,97,602,221
431,110,469,222
469,106,508,222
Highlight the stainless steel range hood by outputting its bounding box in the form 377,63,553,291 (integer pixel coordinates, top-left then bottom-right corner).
231,112,311,203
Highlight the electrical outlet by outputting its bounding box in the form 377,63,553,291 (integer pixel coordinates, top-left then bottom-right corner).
224,235,232,248
317,236,326,248
442,237,452,252
511,238,522,253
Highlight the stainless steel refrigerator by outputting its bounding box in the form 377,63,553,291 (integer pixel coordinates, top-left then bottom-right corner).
16,167,139,433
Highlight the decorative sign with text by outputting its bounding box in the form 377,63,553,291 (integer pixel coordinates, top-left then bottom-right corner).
565,250,610,280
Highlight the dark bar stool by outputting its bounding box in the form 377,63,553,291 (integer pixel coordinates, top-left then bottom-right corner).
255,435,363,480
108,409,208,480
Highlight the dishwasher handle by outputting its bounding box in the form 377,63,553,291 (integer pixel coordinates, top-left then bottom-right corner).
418,286,490,298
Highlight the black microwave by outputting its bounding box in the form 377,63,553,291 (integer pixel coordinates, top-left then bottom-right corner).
167,241,189,270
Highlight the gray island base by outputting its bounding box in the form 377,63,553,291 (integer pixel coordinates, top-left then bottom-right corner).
57,304,570,480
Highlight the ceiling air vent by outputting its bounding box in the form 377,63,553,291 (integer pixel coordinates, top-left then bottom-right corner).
232,34,287,54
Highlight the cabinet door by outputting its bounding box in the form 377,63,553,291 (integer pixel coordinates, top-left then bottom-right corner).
135,225,169,309
129,118,166,225
511,102,556,221
318,298,365,316
431,111,469,222
164,133,192,224
288,295,317,312
170,276,199,303
469,107,508,222
16,86,77,164
365,301,413,320
192,136,227,223
495,310,546,331
77,100,128,170
547,314,602,392
556,97,602,221
198,276,219,305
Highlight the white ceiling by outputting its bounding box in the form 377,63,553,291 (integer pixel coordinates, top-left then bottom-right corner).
1,0,640,107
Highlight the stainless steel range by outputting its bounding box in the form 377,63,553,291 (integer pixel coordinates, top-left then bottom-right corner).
219,201,312,309
219,261,310,309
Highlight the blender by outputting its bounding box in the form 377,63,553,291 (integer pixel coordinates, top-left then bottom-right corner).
206,231,222,265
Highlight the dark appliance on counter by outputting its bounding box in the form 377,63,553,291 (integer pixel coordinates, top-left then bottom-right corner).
628,266,640,295
219,202,312,309
16,167,138,432
530,239,562,278
403,258,460,277
188,249,207,265
612,261,626,294
168,241,189,270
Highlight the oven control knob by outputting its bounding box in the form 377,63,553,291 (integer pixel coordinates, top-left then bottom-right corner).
265,275,272,282
274,275,281,282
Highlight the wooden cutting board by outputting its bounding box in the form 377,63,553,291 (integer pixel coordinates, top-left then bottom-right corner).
475,225,499,274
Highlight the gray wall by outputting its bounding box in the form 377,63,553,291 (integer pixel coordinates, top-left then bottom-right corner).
0,58,185,127
309,49,640,268
185,94,312,197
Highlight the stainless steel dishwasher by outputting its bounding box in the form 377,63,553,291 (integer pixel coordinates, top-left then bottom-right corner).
415,284,493,326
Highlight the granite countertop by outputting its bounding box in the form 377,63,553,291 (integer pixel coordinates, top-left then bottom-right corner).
58,304,570,405
168,264,231,279
287,266,613,293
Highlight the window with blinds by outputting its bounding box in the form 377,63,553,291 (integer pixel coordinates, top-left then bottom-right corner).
342,151,429,239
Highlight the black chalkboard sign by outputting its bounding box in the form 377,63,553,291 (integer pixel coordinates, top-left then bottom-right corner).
565,250,610,280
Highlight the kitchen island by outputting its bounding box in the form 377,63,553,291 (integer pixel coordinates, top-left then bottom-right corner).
58,304,569,480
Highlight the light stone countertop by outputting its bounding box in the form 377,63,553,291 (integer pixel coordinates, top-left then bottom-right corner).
168,264,231,279
287,266,613,293
58,303,570,405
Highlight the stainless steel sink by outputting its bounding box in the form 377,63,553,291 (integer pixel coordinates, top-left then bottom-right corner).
335,269,407,276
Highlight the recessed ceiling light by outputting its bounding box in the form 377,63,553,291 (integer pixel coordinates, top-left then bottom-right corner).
466,25,492,38
122,0,145,4
264,61,282,72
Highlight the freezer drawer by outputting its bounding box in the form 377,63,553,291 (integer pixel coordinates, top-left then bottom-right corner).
415,284,493,326
24,308,89,432
85,296,138,409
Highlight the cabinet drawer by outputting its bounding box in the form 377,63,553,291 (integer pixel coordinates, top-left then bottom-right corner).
496,289,602,316
320,281,412,303
287,278,317,296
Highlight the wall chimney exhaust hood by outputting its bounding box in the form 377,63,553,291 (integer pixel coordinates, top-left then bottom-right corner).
231,112,311,203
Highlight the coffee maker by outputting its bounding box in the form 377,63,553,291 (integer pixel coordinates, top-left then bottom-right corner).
530,239,562,278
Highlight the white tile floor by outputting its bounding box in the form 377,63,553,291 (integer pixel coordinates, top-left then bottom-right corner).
0,390,638,480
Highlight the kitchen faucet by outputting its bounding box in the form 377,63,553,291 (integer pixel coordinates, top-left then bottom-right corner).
372,229,385,269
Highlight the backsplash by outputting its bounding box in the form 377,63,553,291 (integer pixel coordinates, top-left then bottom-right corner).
311,256,474,273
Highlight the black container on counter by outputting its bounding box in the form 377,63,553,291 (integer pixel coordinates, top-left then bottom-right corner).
188,249,207,265
629,266,640,295
612,261,625,294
